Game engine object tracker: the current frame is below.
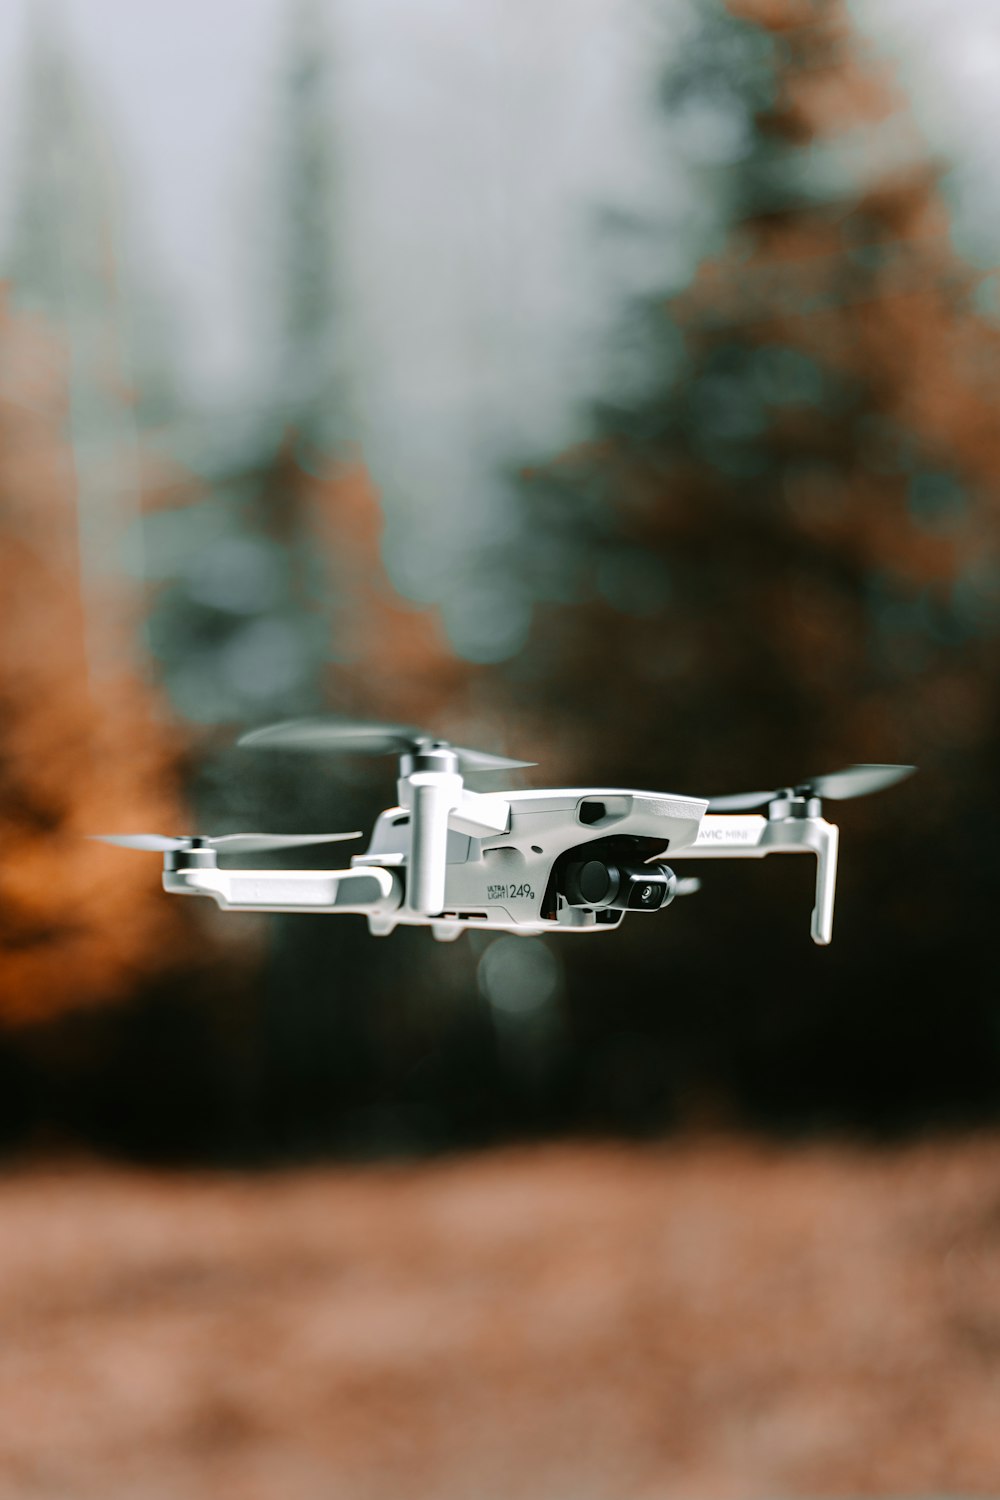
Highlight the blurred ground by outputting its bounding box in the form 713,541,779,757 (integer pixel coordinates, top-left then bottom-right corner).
1,1136,999,1500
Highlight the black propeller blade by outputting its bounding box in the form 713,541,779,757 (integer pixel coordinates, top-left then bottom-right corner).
708,763,916,812
91,831,362,853
238,717,535,773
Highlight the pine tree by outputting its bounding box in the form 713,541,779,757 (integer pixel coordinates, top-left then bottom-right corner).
505,0,1000,1125
0,12,215,1026
6,7,173,674
515,0,1000,792
0,293,201,1024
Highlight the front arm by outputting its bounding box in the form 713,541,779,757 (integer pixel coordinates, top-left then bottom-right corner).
163,863,403,917
671,814,840,945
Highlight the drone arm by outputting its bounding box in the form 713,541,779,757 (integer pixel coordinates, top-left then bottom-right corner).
396,768,467,915
673,814,770,857
408,776,453,914
163,864,401,915
807,819,839,947
397,774,512,916
671,814,839,945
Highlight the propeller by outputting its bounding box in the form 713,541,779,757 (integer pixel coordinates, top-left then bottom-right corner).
708,763,916,812
91,831,362,853
238,717,535,774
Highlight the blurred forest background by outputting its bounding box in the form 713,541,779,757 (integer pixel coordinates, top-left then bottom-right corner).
8,3,1000,1495
2,0,1000,1162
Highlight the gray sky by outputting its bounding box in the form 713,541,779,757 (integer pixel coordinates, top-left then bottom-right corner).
0,0,698,658
1,0,999,659
854,0,1000,271
2,0,997,399
0,0,674,412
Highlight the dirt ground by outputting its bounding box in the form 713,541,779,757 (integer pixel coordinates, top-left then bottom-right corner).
0,1136,999,1500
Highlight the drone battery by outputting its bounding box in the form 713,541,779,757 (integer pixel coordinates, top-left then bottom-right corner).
563,858,676,913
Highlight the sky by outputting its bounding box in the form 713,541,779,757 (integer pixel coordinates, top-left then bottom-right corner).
1,0,999,659
0,0,705,659
854,0,1000,272
0,0,677,414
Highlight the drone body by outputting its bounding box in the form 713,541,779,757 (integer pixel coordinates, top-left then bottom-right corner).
165,784,707,941
97,720,915,947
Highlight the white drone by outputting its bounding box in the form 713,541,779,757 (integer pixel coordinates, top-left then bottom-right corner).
94,719,915,946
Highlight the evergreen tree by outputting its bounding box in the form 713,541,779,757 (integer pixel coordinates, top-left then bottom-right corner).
0,290,200,1027
504,0,1000,1127
276,0,345,447
6,8,146,681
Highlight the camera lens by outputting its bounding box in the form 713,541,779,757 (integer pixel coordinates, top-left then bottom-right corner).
561,857,675,913
626,872,672,910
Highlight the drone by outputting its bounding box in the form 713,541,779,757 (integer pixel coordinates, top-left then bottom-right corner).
93,719,915,946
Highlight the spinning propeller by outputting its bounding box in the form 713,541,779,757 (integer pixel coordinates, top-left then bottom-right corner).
238,717,534,773
240,717,533,915
708,763,915,813
92,831,361,853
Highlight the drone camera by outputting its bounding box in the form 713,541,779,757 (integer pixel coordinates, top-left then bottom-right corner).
561,857,677,913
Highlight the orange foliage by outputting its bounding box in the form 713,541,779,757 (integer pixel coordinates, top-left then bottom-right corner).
298,449,484,728
0,290,199,1024
521,0,1000,795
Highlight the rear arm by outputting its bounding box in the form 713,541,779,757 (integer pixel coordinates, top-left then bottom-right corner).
671,814,840,945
